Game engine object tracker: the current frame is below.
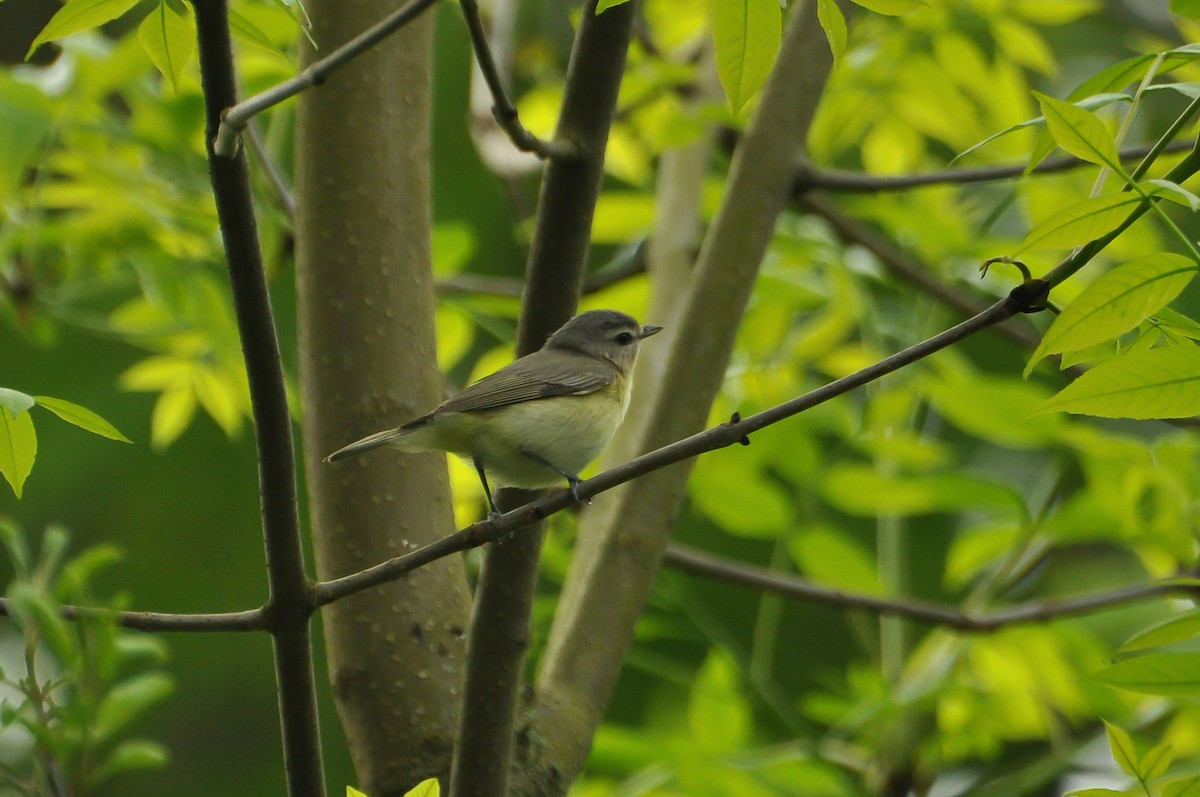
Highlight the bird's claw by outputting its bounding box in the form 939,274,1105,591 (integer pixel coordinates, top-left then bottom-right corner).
568,478,591,505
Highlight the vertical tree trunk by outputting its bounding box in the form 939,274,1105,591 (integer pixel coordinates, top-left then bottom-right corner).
294,3,472,793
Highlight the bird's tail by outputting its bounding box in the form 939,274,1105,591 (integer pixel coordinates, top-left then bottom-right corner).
323,427,409,462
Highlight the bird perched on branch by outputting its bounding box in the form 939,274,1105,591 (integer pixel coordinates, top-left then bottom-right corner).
325,309,662,518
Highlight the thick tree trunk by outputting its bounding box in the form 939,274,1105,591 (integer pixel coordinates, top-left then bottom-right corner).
294,3,472,794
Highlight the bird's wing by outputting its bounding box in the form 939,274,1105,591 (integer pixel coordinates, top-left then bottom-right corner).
432,351,615,416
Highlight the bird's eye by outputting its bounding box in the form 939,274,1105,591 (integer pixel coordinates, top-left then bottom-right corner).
615,332,635,345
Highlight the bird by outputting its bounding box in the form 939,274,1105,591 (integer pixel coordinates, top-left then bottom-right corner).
324,309,662,518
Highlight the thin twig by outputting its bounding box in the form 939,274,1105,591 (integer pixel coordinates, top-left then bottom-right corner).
314,288,1033,608
798,193,1043,350
433,239,647,298
212,0,440,157
5,601,268,633
794,141,1193,194
661,543,1186,632
245,121,297,218
458,0,573,160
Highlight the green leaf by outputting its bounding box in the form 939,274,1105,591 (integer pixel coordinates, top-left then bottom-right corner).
87,739,169,787
1164,774,1200,797
1029,253,1196,368
852,0,925,12
0,405,36,498
227,9,282,54
138,1,195,92
1035,345,1200,420
816,0,847,63
403,779,440,797
1147,178,1200,211
924,373,1060,448
1015,192,1142,254
1104,721,1139,777
34,396,132,443
93,672,175,742
1120,610,1200,653
1172,0,1200,20
26,0,142,58
687,651,749,753
349,788,369,797
0,77,54,203
1066,790,1127,797
0,387,35,417
11,586,78,666
790,525,883,594
595,0,632,11
954,93,1129,165
712,0,781,113
1034,92,1120,169
1141,744,1173,781
820,466,1019,516
1096,652,1200,696
151,386,197,449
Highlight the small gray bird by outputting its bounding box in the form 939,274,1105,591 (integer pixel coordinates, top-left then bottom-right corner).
325,309,662,517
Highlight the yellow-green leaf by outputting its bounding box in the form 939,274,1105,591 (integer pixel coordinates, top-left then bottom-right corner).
403,779,440,797
0,407,36,498
1098,652,1200,696
1015,192,1141,254
1104,721,1139,777
348,788,368,797
151,386,197,450
1141,744,1174,781
138,1,195,92
711,0,781,113
816,0,847,63
34,396,132,443
1035,92,1120,169
1034,345,1200,419
852,0,924,13
595,0,633,12
228,9,283,54
1120,610,1200,653
27,0,142,58
1028,253,1196,370
790,525,883,594
687,651,750,753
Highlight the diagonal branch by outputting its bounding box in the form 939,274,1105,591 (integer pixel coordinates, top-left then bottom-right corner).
660,544,1186,632
793,140,1193,193
212,0,439,157
313,287,1030,609
459,0,574,160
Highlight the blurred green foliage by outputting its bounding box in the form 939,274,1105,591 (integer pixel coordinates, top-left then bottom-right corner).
4,0,1200,795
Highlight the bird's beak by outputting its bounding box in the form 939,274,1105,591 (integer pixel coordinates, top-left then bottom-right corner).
640,324,663,339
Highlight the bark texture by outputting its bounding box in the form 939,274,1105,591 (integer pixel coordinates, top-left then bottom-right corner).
295,2,472,793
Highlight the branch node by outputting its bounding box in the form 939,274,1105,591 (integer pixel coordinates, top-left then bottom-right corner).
727,411,751,446
1007,279,1051,314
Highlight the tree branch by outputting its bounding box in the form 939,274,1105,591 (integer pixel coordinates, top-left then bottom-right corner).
660,544,1186,632
212,0,439,157
450,2,638,795
0,600,268,633
533,3,844,787
313,289,1028,610
193,3,325,796
798,193,1043,350
245,121,297,218
459,0,572,160
793,140,1193,193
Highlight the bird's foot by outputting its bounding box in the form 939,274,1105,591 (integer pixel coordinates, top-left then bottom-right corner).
568,476,591,506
